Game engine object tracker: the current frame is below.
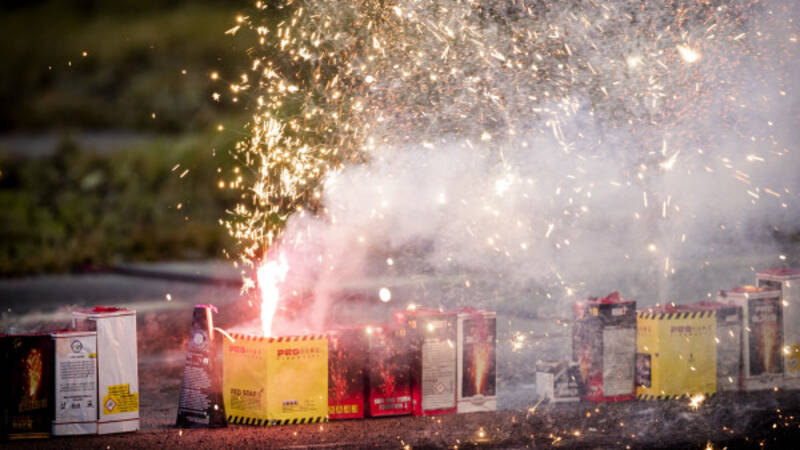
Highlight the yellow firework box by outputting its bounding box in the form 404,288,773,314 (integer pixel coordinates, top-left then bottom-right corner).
635,306,717,400
222,333,328,426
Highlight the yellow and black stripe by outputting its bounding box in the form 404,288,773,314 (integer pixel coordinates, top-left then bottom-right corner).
636,392,716,401
226,415,327,426
228,333,327,342
637,311,717,320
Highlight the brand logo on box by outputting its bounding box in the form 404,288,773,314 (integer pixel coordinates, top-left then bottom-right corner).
277,346,322,359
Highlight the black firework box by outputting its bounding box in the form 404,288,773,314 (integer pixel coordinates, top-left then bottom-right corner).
394,309,458,416
176,304,226,428
573,292,637,402
1,334,55,440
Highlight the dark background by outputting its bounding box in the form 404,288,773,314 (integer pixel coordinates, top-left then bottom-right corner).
0,0,251,275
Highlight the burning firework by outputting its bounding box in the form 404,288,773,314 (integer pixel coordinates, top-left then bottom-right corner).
217,0,798,323
257,254,289,336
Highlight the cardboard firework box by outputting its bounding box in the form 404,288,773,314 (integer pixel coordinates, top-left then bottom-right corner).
718,286,783,390
573,292,636,402
677,301,743,392
222,333,328,425
395,310,458,416
327,327,368,419
757,268,800,388
365,324,412,417
536,361,580,403
52,331,98,435
635,305,717,400
72,307,139,434
176,305,226,428
457,309,497,413
1,334,54,440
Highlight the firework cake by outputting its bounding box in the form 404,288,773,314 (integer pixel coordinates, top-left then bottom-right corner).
457,309,497,413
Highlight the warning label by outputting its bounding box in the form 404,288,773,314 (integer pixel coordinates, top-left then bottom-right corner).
103,384,139,414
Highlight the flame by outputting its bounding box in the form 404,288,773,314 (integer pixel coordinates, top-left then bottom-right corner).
472,342,490,394
257,253,289,336
25,349,43,397
469,315,491,395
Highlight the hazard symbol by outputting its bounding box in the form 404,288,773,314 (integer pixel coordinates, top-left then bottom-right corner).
105,398,117,412
434,382,446,394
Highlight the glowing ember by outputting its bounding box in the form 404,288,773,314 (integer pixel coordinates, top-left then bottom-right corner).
690,393,706,410
677,44,701,63
257,253,289,336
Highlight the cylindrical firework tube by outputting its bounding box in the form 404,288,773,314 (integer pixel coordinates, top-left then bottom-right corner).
176,304,227,428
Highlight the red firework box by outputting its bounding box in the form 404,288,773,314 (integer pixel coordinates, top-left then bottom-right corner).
718,286,783,390
365,323,412,417
457,309,497,413
756,268,800,388
327,326,368,419
394,309,458,416
572,292,637,402
1,334,55,440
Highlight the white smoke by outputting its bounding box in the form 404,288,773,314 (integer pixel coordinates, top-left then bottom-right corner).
265,0,799,330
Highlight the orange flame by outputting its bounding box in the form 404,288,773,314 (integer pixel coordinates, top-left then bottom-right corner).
25,349,43,397
257,253,289,337
471,342,490,394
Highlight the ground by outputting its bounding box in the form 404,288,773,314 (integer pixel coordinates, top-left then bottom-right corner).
2,262,800,449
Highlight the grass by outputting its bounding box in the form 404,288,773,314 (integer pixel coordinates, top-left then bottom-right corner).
0,1,251,132
0,129,242,275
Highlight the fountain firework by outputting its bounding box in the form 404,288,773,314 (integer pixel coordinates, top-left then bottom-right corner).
217,0,799,330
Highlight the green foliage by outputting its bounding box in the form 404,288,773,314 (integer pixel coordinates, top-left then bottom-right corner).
0,1,250,132
0,132,240,275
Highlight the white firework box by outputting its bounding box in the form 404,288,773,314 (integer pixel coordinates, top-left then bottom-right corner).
536,361,580,403
456,310,497,413
718,287,783,391
52,331,98,435
757,268,800,389
72,308,139,434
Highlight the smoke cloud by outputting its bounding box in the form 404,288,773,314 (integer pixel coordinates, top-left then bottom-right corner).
256,0,799,332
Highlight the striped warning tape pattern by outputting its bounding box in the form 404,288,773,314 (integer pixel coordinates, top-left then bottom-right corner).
636,311,717,320
228,333,327,343
636,392,716,401
226,415,328,426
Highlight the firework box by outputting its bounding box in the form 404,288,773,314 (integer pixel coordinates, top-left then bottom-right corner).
677,301,743,392
757,268,800,388
51,331,98,436
72,307,139,434
635,305,717,400
176,305,226,428
222,332,328,425
573,292,636,402
1,334,54,440
365,324,412,417
457,309,497,413
327,327,368,420
718,286,783,390
535,361,579,403
395,310,458,416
